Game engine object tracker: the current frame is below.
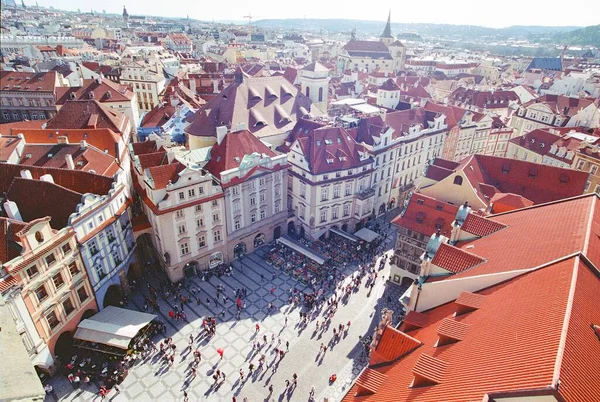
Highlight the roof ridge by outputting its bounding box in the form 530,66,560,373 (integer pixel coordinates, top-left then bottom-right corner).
489,193,599,218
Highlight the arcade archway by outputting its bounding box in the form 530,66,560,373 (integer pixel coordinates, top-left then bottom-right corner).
234,242,247,258
183,261,199,278
254,233,266,248
274,226,281,240
287,221,296,236
103,285,123,308
54,331,73,363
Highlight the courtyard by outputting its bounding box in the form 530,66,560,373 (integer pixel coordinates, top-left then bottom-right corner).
46,222,407,402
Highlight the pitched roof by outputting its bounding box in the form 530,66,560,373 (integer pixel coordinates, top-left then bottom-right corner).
11,128,122,158
391,194,458,237
131,140,164,156
0,164,114,196
522,94,596,117
203,129,276,177
449,88,519,110
46,100,129,134
302,62,329,72
379,78,399,91
185,74,320,140
55,78,133,105
0,70,58,93
18,143,118,176
459,213,506,237
527,57,563,71
292,125,369,175
0,120,48,134
385,108,440,140
460,155,589,205
489,192,534,212
146,162,186,189
508,128,560,156
0,218,26,264
137,151,169,170
430,243,486,274
370,325,421,365
344,41,390,55
5,178,83,230
343,255,600,402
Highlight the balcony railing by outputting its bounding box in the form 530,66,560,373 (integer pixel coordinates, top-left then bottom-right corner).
357,187,375,200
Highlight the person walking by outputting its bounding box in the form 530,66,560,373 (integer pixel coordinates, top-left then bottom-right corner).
113,384,121,394
239,368,245,381
255,323,260,333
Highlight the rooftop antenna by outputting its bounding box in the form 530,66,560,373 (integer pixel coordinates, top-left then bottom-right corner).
243,13,253,38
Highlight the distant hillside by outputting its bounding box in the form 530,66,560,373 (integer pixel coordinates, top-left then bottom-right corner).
254,18,581,41
551,24,600,46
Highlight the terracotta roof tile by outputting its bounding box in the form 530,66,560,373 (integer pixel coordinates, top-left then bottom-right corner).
489,192,534,212
402,311,429,330
203,129,275,177
459,213,506,237
131,140,163,156
370,325,421,365
0,70,58,93
431,243,486,274
0,274,19,294
55,78,133,104
343,255,598,402
46,100,129,135
437,318,470,342
454,291,486,311
392,194,458,237
522,94,595,117
146,162,186,189
137,151,169,170
355,368,387,395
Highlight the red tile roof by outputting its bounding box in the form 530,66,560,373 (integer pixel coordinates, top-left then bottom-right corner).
489,192,534,212
203,129,276,177
454,291,485,310
459,213,506,237
0,217,26,265
0,164,114,196
0,70,58,93
0,135,23,162
379,78,400,91
0,274,19,294
522,94,596,117
343,255,600,402
0,120,48,134
12,128,122,158
385,108,440,140
431,243,486,274
146,162,186,190
370,325,421,365
449,88,519,110
508,128,559,156
355,368,387,395
137,151,169,170
392,194,458,237
131,140,164,156
6,178,83,230
46,100,129,135
55,78,133,105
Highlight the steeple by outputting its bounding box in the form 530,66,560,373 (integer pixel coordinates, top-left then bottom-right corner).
380,11,393,39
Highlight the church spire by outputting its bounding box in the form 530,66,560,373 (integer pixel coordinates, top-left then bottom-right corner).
380,10,393,39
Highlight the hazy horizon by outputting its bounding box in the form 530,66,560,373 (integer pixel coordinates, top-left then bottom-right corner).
33,0,600,29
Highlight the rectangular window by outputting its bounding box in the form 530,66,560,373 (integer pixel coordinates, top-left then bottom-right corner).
45,253,56,266
343,204,350,217
234,219,241,230
196,218,204,228
180,242,189,255
46,311,60,329
188,189,195,197
77,286,89,303
52,272,65,289
36,285,48,302
345,183,352,196
199,186,204,195
250,197,256,206
333,185,340,198
259,177,265,186
63,298,75,316
275,202,281,213
26,265,39,279
213,230,221,242
332,207,339,220
260,209,266,219
321,187,328,201
179,192,185,200
178,224,186,234
176,210,184,219
112,249,121,264
68,262,79,277
198,236,206,248
260,192,266,202
300,183,306,198
592,166,598,175
232,186,239,196
95,263,105,279
320,210,327,223
299,205,305,220
212,200,218,207
61,243,72,254
249,181,255,190
251,213,256,223
213,213,219,223
195,205,202,213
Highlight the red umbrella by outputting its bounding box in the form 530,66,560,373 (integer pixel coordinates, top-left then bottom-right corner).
217,348,224,357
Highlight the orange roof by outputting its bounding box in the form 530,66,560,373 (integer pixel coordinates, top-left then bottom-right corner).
431,243,486,274
449,194,600,279
392,194,458,237
370,325,421,365
0,120,48,134
343,255,600,402
9,129,122,158
146,162,186,189
459,213,506,237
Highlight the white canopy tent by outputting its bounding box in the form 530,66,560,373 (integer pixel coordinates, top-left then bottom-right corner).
74,306,157,350
277,235,328,265
354,227,381,243
329,227,360,243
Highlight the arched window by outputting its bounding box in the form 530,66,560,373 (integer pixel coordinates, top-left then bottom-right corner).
306,87,310,98
318,87,323,102
453,176,463,186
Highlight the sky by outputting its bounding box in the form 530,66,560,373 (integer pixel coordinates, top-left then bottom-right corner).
36,0,600,28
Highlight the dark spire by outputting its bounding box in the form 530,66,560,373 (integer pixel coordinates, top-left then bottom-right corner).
122,5,129,17
380,11,393,38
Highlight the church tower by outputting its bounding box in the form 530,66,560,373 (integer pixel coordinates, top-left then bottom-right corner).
122,5,129,28
298,61,330,113
380,11,394,47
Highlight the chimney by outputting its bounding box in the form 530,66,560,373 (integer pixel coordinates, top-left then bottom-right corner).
3,201,23,221
189,77,196,94
65,154,75,170
20,169,33,179
235,122,246,132
80,140,88,150
212,79,219,93
216,126,228,145
40,174,54,183
57,135,69,144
